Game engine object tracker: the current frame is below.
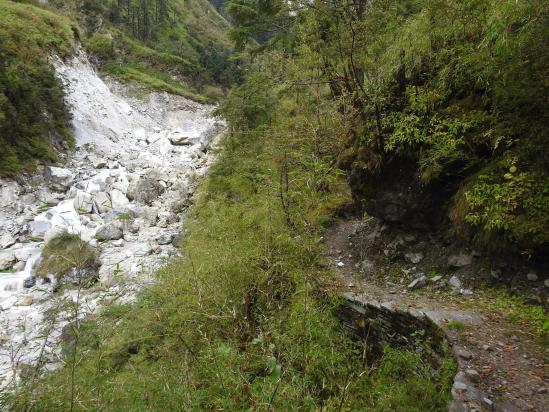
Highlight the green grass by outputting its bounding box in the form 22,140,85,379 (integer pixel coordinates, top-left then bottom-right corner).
36,232,99,283
0,0,74,57
1,131,455,411
487,291,549,340
53,0,235,101
102,60,209,103
0,0,76,176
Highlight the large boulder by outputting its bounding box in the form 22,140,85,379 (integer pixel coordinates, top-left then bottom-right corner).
448,253,473,268
29,220,52,240
128,177,164,206
44,167,75,192
0,234,16,249
0,251,16,270
168,131,192,146
74,190,93,214
93,191,112,214
110,189,129,210
95,224,123,241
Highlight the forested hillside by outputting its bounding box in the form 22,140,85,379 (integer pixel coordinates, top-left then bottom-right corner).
224,0,548,259
0,0,235,177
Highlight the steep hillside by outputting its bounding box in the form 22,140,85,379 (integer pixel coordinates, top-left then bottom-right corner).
0,0,234,177
224,0,549,260
0,1,75,176
46,0,236,100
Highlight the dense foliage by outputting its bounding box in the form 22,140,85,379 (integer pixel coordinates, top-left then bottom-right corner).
224,0,549,258
0,1,75,176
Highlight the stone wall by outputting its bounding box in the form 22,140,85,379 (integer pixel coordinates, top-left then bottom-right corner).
338,293,519,412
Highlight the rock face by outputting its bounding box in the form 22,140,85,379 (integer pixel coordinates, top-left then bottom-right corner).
348,157,459,228
44,167,75,192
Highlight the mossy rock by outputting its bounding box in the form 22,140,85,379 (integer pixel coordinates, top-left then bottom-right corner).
36,232,100,286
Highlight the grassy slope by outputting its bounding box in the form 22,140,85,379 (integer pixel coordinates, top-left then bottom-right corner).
3,130,454,410
0,0,75,176
0,0,234,176
48,0,234,102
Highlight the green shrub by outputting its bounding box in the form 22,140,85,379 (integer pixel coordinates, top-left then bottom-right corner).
36,232,99,283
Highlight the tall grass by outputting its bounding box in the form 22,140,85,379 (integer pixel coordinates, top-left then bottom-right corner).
3,130,454,410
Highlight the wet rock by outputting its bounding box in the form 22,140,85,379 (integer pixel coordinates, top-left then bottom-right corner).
405,252,424,264
448,253,473,268
0,234,16,249
95,224,123,241
13,260,26,271
74,190,93,214
0,251,16,270
408,275,427,290
44,166,75,192
23,276,36,288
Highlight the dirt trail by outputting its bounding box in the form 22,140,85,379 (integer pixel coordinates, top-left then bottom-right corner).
325,219,548,412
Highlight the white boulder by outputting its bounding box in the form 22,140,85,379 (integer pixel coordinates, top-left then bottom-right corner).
44,166,75,192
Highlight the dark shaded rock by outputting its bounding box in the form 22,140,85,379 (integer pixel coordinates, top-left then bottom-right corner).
95,224,123,241
23,276,36,288
348,156,459,229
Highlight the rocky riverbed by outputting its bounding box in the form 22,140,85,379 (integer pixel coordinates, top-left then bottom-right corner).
0,49,223,387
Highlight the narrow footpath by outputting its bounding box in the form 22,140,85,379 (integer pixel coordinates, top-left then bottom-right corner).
325,219,548,412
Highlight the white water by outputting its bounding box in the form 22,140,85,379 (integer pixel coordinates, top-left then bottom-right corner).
0,49,223,387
